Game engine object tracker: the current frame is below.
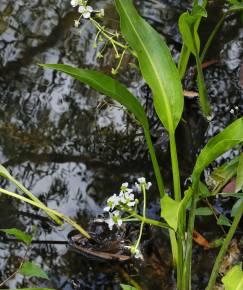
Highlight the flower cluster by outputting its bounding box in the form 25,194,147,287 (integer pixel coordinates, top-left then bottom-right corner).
71,0,104,23
104,178,151,230
104,182,137,230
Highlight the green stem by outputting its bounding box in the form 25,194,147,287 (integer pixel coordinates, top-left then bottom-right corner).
134,185,146,251
169,132,181,201
0,187,91,239
90,18,128,49
182,180,199,290
144,127,165,197
195,50,211,117
128,211,170,229
206,200,243,290
169,132,184,289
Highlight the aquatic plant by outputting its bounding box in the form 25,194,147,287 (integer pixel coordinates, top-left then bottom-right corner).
0,0,242,289
42,1,243,289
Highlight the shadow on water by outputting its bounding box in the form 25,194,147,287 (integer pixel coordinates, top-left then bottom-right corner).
0,0,242,289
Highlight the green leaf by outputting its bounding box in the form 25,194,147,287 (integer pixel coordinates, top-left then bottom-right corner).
19,261,49,280
217,214,231,227
120,284,137,290
0,165,62,225
179,10,203,57
192,118,243,182
195,207,213,216
115,0,184,133
179,6,210,116
199,181,210,197
236,153,243,192
40,64,149,130
192,5,208,17
0,228,32,245
231,198,243,217
222,264,243,290
161,195,181,231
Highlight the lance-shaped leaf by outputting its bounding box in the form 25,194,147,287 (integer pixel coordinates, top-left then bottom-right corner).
0,165,62,225
179,6,211,116
0,228,32,245
115,0,184,133
192,117,243,181
41,64,165,196
19,261,49,280
40,64,149,130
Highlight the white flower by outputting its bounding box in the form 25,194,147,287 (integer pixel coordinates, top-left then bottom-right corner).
105,210,122,230
135,182,141,192
130,246,144,260
119,190,135,206
99,8,105,17
134,248,143,260
104,193,120,212
230,109,234,114
121,182,128,188
138,177,146,184
146,182,152,190
71,0,80,7
135,177,152,191
78,5,93,19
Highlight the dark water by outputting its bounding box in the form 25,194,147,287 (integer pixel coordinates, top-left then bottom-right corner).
0,0,242,289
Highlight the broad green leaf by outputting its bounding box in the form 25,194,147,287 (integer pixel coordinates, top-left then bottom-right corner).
231,198,243,217
0,228,32,245
120,285,137,290
236,153,243,192
19,261,49,280
0,165,62,225
115,0,184,132
195,207,213,216
222,264,243,290
217,214,231,227
40,64,149,130
161,195,181,231
192,118,243,182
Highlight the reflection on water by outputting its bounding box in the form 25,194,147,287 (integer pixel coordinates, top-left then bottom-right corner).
0,0,242,289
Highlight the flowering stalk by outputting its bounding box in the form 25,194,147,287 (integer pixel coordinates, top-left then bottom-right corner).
132,182,146,257
70,0,128,74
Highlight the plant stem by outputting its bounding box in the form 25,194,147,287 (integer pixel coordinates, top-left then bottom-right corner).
206,200,243,290
144,127,165,197
134,185,147,251
129,211,170,229
169,132,181,201
169,132,184,289
195,50,211,117
182,178,201,290
0,187,91,239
